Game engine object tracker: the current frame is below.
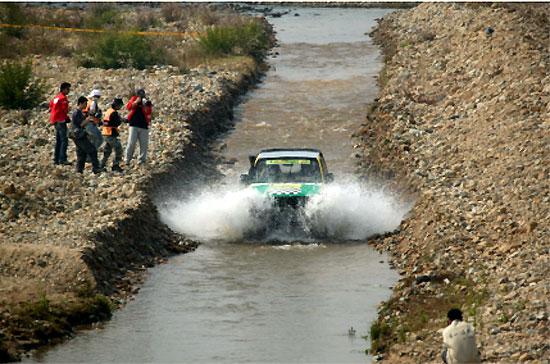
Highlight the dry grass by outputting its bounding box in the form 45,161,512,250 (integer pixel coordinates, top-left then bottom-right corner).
0,244,94,306
202,55,257,73
160,4,223,30
1,292,113,359
0,4,271,71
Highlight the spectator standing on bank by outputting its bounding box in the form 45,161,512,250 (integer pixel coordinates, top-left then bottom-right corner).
84,89,104,150
101,98,125,173
71,96,101,174
441,308,481,364
125,88,152,166
49,82,71,165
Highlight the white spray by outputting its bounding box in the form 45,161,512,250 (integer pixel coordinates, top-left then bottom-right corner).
304,182,409,240
160,186,272,242
160,181,410,243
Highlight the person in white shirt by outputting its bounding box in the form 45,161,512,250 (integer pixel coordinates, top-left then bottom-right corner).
441,308,481,364
84,89,104,150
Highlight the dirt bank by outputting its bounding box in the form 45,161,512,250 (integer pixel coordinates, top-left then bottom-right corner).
0,53,263,360
358,3,548,363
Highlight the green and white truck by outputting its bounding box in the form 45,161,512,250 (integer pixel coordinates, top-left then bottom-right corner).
240,148,334,210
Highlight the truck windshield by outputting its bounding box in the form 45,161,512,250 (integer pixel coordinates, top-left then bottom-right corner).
254,158,322,183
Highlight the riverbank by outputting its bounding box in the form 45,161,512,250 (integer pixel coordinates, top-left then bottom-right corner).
0,52,264,361
358,3,548,363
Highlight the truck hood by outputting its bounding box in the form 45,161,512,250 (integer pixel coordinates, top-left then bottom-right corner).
250,183,321,198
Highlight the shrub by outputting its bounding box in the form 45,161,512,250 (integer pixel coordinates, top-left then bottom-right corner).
135,10,162,31
28,6,83,28
0,60,45,109
369,320,392,353
161,4,222,31
79,32,165,70
84,4,121,30
198,26,237,56
161,3,184,23
0,3,27,38
198,20,269,59
236,20,270,59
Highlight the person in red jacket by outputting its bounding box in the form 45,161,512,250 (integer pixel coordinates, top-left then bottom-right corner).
49,82,72,165
125,88,153,166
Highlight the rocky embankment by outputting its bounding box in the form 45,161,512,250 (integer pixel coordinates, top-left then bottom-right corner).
0,55,260,360
358,3,548,363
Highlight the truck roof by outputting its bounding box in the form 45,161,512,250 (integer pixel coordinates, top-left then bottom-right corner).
257,148,322,160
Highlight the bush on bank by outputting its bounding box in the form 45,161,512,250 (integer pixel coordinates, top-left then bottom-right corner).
83,3,122,30
198,20,270,59
0,60,45,110
79,32,166,70
0,3,27,38
1,4,272,70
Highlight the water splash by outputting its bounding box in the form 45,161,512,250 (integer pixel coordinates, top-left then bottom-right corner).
270,243,326,250
304,182,410,240
160,186,272,242
160,182,409,243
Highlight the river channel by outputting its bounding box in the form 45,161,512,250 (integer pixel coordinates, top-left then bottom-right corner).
29,7,402,363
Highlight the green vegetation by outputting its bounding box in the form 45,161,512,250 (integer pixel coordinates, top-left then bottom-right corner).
160,4,221,29
0,4,273,70
0,4,74,58
367,275,489,355
83,3,122,30
79,32,166,70
0,60,45,110
377,65,390,87
0,3,26,38
369,321,393,353
198,20,270,59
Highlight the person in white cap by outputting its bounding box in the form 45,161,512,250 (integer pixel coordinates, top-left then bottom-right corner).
84,89,104,151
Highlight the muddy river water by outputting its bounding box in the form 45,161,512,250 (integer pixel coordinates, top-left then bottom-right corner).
29,7,405,364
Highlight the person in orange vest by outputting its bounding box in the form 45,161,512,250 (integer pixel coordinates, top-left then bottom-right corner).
125,88,153,166
100,98,125,173
83,89,104,150
49,82,71,165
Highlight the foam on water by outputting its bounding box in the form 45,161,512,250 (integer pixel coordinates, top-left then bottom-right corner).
304,182,410,240
271,243,326,250
161,181,409,243
160,186,272,242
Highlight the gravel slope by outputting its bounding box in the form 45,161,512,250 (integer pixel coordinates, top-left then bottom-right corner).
0,54,260,360
357,3,548,363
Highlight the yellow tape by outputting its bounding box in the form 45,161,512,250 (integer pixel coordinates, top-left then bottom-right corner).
0,23,200,38
266,159,311,165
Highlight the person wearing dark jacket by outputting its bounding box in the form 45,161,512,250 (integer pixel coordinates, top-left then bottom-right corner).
101,98,125,173
125,88,152,166
72,96,101,174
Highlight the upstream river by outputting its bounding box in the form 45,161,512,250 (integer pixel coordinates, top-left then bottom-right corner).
30,7,403,364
